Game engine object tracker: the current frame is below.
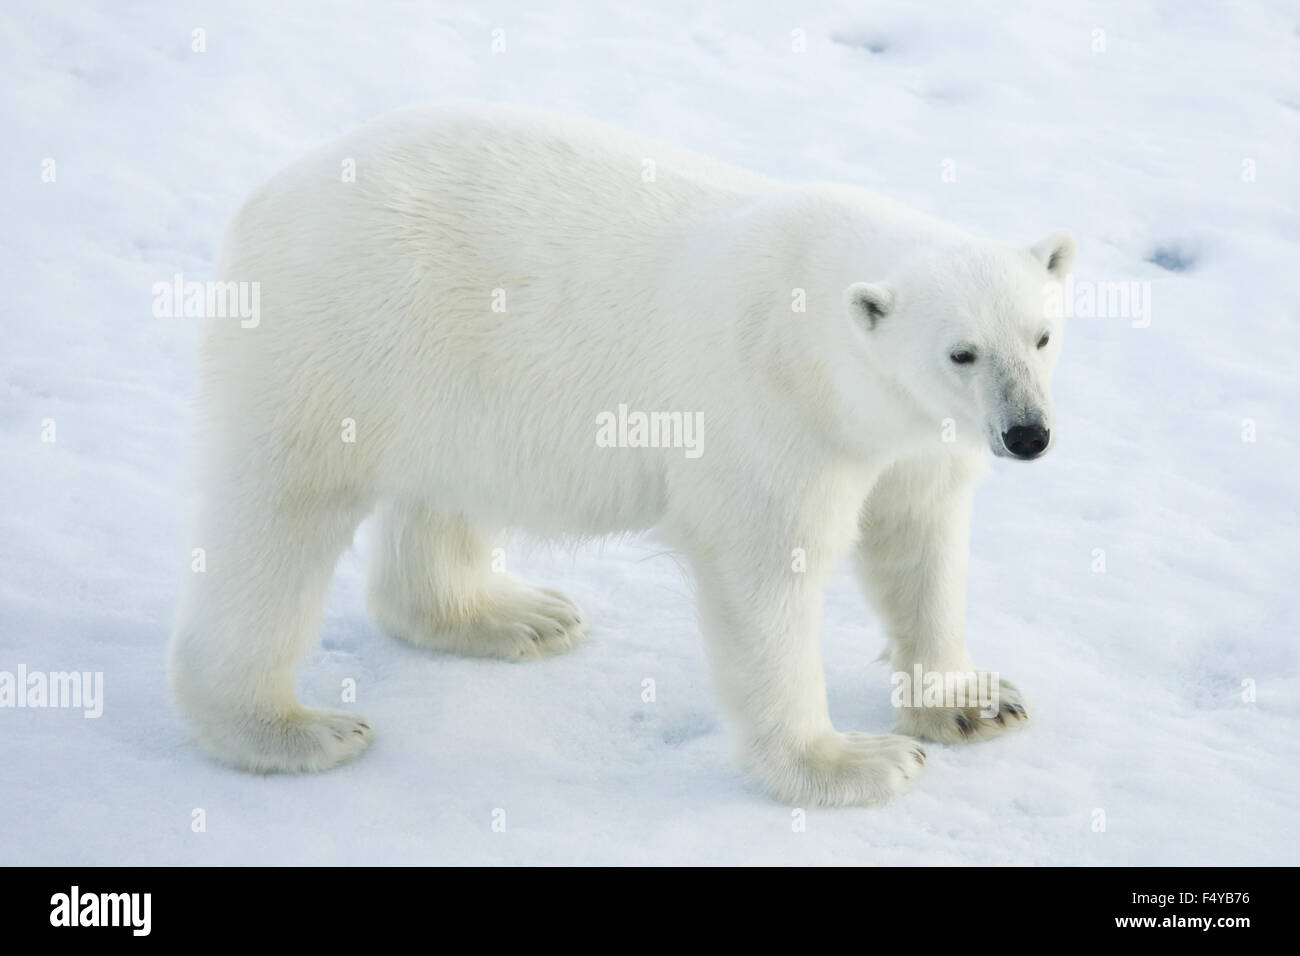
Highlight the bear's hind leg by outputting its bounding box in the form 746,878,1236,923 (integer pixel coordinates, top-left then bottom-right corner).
169,489,374,772
366,500,584,661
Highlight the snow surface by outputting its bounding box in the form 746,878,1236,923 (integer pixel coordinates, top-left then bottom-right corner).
2,0,1298,865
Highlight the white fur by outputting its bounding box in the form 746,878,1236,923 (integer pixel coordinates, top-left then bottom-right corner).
170,102,1073,804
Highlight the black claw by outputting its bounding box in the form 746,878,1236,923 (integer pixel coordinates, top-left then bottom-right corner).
954,712,973,736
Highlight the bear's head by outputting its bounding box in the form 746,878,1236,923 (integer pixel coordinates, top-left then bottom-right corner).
843,231,1075,461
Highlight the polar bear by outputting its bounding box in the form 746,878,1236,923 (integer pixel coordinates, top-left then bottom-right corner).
170,102,1074,807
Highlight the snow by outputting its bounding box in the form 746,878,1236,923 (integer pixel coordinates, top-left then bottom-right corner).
2,0,1298,865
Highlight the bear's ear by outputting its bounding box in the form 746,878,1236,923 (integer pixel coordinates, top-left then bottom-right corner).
1029,230,1077,278
844,282,893,331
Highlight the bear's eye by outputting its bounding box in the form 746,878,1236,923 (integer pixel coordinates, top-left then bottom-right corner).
1037,333,1050,349
950,350,976,365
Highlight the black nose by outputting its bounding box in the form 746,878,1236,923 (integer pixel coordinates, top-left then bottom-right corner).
1002,424,1050,460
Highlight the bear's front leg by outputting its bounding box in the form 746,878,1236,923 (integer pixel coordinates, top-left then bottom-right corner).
856,454,1028,743
674,479,926,807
